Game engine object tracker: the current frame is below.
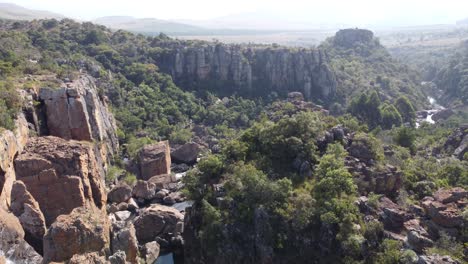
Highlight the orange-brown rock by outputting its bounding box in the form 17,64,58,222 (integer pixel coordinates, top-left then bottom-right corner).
43,206,110,263
421,188,467,228
139,141,171,181
68,252,108,264
39,75,118,153
133,204,183,244
0,114,29,209
0,207,42,264
10,181,46,253
14,136,106,225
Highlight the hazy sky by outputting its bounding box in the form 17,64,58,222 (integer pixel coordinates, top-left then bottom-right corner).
6,0,468,27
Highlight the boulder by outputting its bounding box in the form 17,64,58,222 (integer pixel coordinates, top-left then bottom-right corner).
407,230,434,253
10,181,46,253
0,208,42,264
111,221,138,263
378,197,411,230
133,204,184,244
432,109,454,122
14,136,107,225
132,180,156,200
109,251,127,264
148,174,173,188
68,252,107,264
171,143,202,165
139,141,171,181
433,188,467,204
142,241,160,264
115,211,132,222
43,206,110,263
108,185,132,204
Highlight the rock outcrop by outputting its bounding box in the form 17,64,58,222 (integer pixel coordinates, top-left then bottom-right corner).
0,208,42,264
38,75,118,155
171,142,202,165
14,136,107,225
43,206,110,263
156,43,337,100
139,141,171,181
111,221,138,263
0,113,29,209
10,181,46,253
133,204,184,244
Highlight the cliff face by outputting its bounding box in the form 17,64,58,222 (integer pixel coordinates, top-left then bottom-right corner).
0,74,119,262
38,75,119,156
157,43,337,100
0,114,29,209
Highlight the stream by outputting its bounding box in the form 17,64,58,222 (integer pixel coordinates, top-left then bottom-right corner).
416,96,446,128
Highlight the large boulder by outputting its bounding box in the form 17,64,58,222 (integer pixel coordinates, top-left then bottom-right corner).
132,180,156,201
39,75,118,154
14,136,107,225
43,206,110,263
108,185,132,204
139,141,171,181
133,204,184,244
171,143,202,164
111,221,138,264
68,252,108,264
0,208,42,264
142,241,160,264
10,181,46,253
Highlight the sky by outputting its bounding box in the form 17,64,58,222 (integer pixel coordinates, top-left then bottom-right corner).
5,0,468,28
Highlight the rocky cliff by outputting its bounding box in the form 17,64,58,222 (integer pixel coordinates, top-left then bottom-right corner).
156,43,337,100
38,75,119,157
0,74,120,263
0,113,29,209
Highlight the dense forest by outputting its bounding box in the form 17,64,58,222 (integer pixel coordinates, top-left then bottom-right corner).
0,18,467,264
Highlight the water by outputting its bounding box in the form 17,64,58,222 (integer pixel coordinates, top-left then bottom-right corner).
155,253,174,264
416,96,445,127
171,200,193,212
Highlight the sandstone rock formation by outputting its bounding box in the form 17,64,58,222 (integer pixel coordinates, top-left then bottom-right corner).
0,208,42,264
139,141,171,181
156,43,337,100
39,75,118,154
43,206,110,263
133,204,184,244
0,113,29,209
10,181,46,253
111,221,138,263
14,136,107,225
421,188,466,228
108,184,132,204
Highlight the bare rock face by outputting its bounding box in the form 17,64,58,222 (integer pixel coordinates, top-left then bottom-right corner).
43,206,110,263
139,141,171,181
10,181,46,253
142,241,160,264
157,43,337,100
39,75,118,154
0,208,42,264
14,136,107,225
421,188,467,228
133,204,184,244
132,180,157,201
0,113,29,209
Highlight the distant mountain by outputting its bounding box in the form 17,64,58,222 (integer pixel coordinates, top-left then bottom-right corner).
93,16,205,34
0,3,64,20
456,17,468,25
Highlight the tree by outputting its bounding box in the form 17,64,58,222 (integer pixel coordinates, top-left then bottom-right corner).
380,103,402,129
395,96,416,125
